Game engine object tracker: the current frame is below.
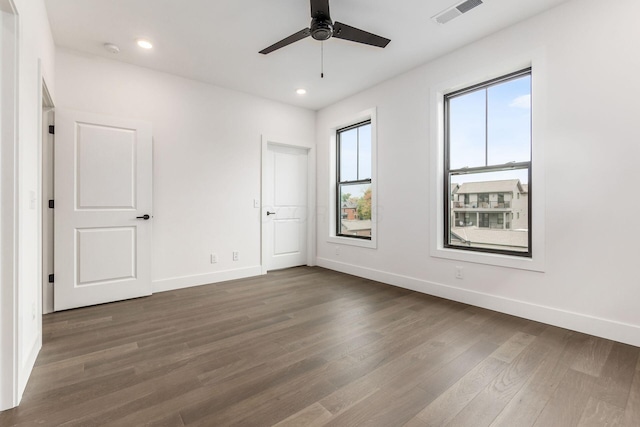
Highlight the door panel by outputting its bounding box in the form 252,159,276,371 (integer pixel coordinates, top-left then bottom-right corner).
76,227,136,285
54,109,152,311
275,153,305,206
264,144,308,271
76,123,136,209
274,221,300,255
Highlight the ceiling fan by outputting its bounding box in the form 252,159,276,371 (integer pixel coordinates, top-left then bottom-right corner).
259,0,391,55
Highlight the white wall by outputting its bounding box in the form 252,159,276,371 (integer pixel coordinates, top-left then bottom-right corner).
0,0,55,411
316,0,640,346
54,48,315,295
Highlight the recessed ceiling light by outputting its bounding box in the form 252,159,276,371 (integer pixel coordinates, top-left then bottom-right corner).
136,39,153,49
296,89,307,95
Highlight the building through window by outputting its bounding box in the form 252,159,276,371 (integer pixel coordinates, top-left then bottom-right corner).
445,69,532,256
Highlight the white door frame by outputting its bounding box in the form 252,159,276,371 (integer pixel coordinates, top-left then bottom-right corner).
41,80,54,314
0,0,19,411
260,135,316,275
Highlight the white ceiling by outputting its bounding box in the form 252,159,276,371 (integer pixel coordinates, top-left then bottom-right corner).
44,0,570,110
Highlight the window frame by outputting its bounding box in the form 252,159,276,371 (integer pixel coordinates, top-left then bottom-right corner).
429,53,546,272
444,68,532,258
336,120,373,240
327,107,377,249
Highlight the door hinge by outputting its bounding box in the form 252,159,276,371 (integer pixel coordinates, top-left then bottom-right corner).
48,274,54,283
48,125,55,135
48,200,54,209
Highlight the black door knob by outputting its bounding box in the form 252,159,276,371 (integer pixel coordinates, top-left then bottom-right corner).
136,214,150,220
266,211,276,216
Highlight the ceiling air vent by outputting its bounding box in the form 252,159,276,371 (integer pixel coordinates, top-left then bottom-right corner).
432,0,484,24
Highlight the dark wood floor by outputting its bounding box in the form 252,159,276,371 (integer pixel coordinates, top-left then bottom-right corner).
1,267,639,426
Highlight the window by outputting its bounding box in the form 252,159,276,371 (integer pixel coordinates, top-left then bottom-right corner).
337,121,372,239
445,68,531,256
477,214,486,228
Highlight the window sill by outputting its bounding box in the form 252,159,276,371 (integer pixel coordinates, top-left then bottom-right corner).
431,246,544,272
328,235,377,249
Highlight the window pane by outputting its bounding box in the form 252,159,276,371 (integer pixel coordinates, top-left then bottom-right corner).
339,128,358,181
449,168,528,252
449,89,486,170
487,75,531,165
358,124,372,180
339,183,371,237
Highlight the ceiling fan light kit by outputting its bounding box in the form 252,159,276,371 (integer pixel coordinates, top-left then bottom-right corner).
259,0,390,55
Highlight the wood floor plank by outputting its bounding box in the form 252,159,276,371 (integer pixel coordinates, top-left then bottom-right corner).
578,397,624,427
532,369,598,427
445,332,551,426
409,328,535,427
321,340,498,426
571,336,615,377
592,342,639,409
622,368,640,426
412,356,506,426
491,331,537,363
489,328,583,427
1,267,638,427
272,402,333,427
317,307,497,418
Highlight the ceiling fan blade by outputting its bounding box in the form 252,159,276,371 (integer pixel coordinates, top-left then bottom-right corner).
333,22,390,48
310,0,331,19
259,28,311,54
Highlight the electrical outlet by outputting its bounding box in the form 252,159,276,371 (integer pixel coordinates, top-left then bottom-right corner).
210,253,218,264
335,246,341,256
455,266,464,279
233,251,239,261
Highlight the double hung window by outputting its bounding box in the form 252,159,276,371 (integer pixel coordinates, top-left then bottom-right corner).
336,121,372,239
445,68,532,256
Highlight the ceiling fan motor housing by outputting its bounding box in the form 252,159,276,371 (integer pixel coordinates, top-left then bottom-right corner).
310,18,333,40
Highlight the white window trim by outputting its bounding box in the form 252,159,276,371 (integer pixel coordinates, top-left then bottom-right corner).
429,51,546,272
327,107,377,249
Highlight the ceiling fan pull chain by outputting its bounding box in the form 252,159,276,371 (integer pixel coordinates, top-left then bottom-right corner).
321,41,324,78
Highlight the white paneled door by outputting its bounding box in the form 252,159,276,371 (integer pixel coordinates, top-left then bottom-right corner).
54,109,153,311
264,144,308,271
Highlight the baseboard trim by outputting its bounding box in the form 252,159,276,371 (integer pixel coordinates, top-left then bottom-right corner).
18,334,42,405
316,257,640,347
152,266,263,294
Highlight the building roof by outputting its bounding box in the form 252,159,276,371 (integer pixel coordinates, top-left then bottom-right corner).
341,220,372,232
451,227,528,248
521,184,529,193
342,200,358,209
455,179,524,195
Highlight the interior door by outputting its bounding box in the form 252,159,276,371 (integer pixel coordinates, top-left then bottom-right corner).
264,144,308,271
54,109,152,311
